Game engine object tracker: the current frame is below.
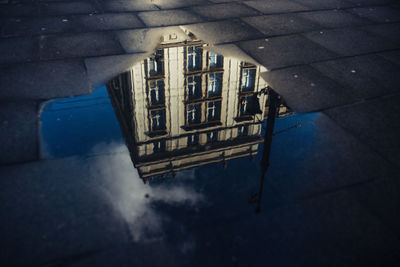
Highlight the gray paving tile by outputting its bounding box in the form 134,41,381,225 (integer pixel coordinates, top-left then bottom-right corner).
0,156,130,266
243,0,311,14
261,65,354,112
361,22,400,45
297,10,371,28
378,49,400,64
242,13,319,36
292,0,355,9
154,0,210,9
85,53,146,88
0,3,39,17
116,26,193,54
345,0,395,6
191,3,259,20
1,16,78,37
76,13,144,31
0,60,90,99
324,94,400,167
348,6,400,23
39,2,97,15
138,9,203,27
39,32,124,60
236,190,400,266
311,54,400,99
238,35,338,70
182,19,263,44
0,37,38,64
347,175,400,238
263,113,397,202
303,28,398,56
0,101,38,164
102,0,158,12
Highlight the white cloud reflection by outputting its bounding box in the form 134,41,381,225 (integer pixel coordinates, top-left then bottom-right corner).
90,143,204,242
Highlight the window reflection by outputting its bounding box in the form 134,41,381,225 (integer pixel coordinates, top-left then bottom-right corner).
106,30,291,181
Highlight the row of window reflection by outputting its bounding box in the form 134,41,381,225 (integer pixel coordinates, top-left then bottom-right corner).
147,49,257,132
148,46,224,77
152,125,249,153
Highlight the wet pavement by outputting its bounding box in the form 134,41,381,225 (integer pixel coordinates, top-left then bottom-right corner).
1,1,400,266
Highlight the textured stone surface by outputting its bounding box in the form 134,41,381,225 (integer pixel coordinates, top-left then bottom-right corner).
0,101,38,164
0,37,38,64
261,66,353,112
325,95,400,167
85,53,146,88
296,10,370,28
238,35,337,70
0,60,90,100
304,28,398,56
348,6,400,23
102,0,158,12
191,3,260,20
243,0,311,14
242,14,319,36
39,32,124,60
138,9,203,26
361,23,400,45
312,55,400,100
182,19,263,44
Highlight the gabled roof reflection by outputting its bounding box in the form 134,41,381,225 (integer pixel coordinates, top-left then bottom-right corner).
107,30,292,181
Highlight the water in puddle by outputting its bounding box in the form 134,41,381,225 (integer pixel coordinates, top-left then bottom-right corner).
38,29,320,261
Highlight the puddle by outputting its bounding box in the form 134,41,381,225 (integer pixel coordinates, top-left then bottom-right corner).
40,29,310,181
38,29,320,246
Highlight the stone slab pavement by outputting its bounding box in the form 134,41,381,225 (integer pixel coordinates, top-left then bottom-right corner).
0,0,400,265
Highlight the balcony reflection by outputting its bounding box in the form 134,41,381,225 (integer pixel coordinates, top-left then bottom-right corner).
106,32,292,182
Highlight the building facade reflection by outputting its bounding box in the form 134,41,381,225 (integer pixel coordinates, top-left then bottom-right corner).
107,31,291,181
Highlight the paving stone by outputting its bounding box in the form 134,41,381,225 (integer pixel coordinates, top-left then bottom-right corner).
1,16,78,37
242,13,319,36
76,13,144,31
378,49,400,64
153,0,210,9
0,3,39,17
39,2,97,16
292,0,355,9
303,28,398,56
102,0,158,12
191,3,260,20
0,37,38,64
238,35,338,70
296,10,371,28
85,53,146,88
345,0,396,6
0,155,131,266
347,175,400,238
0,60,90,99
236,190,400,266
312,54,400,100
138,9,203,27
0,101,38,164
324,94,400,167
39,32,124,60
259,113,397,202
348,6,400,23
182,19,263,44
261,65,354,112
361,22,400,45
243,0,311,14
117,26,189,53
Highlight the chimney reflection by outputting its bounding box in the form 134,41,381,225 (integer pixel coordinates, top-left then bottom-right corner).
106,30,292,182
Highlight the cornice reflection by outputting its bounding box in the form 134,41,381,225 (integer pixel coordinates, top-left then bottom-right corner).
106,31,292,182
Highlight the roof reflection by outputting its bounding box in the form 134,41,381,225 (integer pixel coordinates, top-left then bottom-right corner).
106,31,292,181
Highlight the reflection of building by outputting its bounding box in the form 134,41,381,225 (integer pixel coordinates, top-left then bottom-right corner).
107,31,290,181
